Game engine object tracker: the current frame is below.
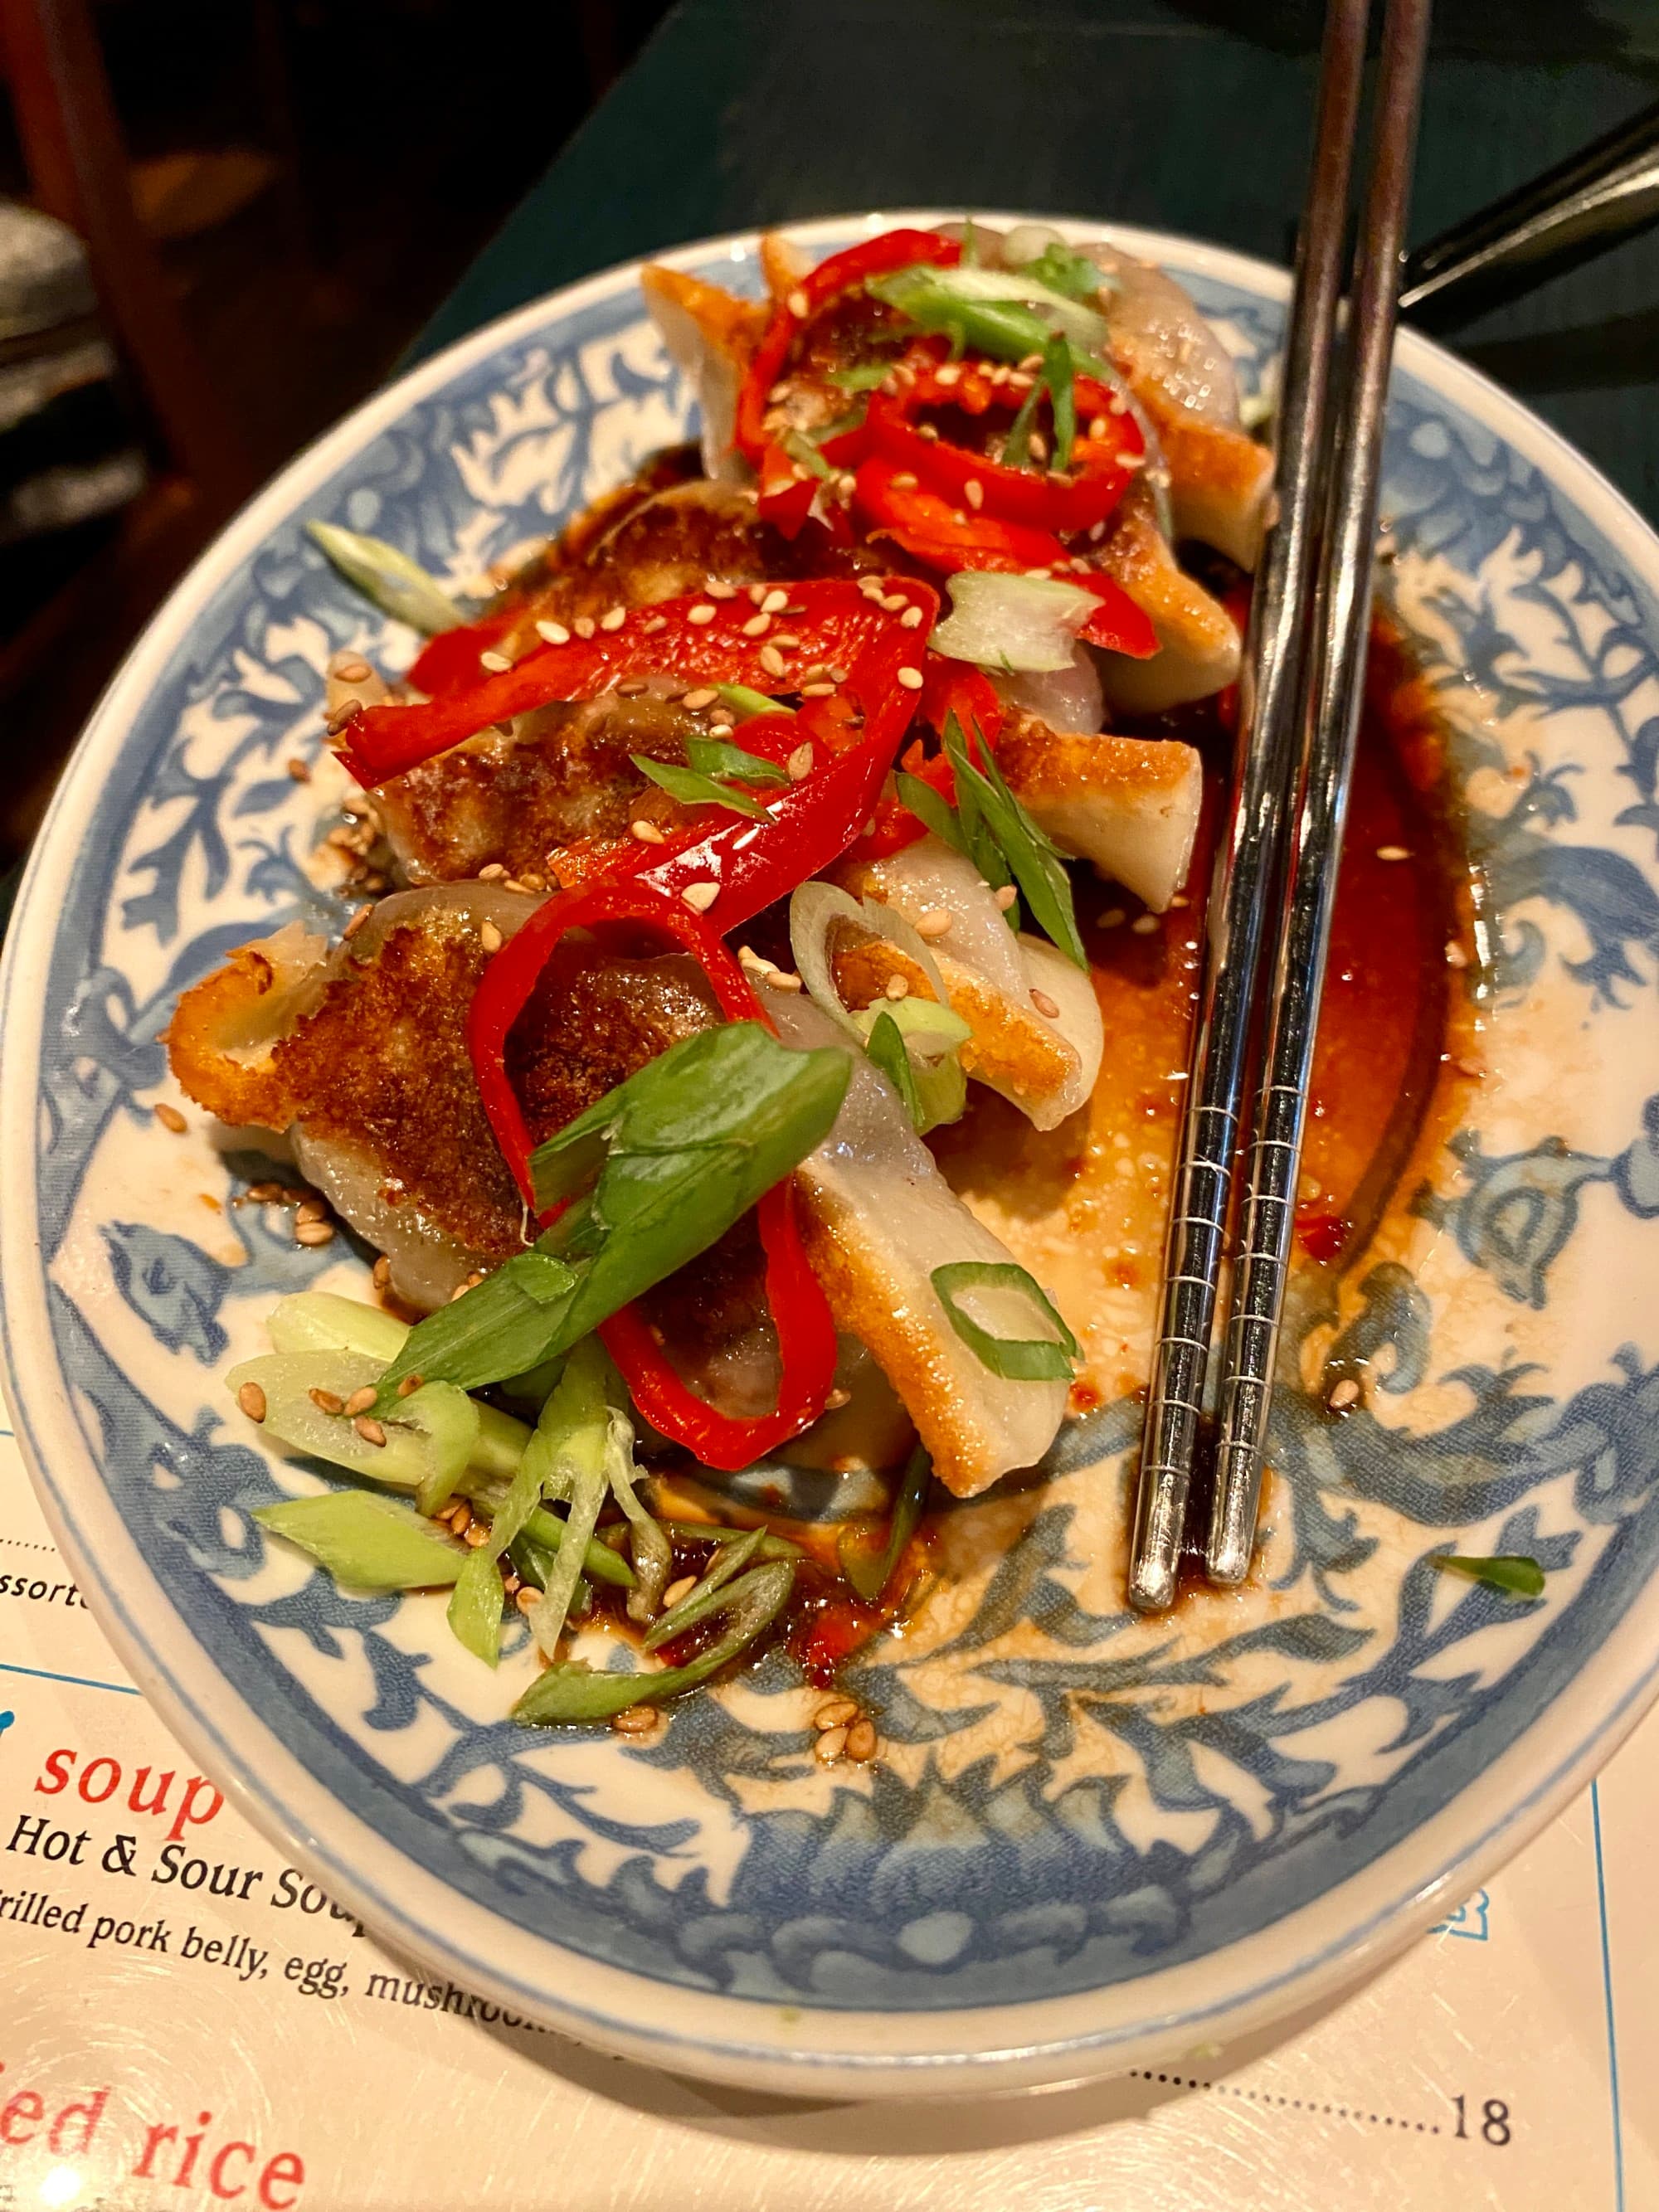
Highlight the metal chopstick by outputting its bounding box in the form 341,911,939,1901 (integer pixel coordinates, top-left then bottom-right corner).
1126,0,1374,1615
1400,95,1659,330
1206,0,1433,1587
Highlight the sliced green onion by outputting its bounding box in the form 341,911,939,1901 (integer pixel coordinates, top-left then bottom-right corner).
941,712,1084,967
1043,332,1076,470
864,1008,922,1126
603,1407,671,1621
447,1544,506,1665
933,715,1019,920
306,522,463,635
513,1559,795,1724
828,361,897,393
644,1525,766,1649
373,1249,577,1409
855,999,970,1135
1001,372,1044,474
809,400,869,445
255,1491,465,1592
528,1024,849,1344
234,1351,456,1495
894,771,966,851
839,1443,932,1602
867,265,1107,355
407,1383,482,1517
522,1505,635,1589
781,428,835,481
522,1340,613,1656
660,1519,803,1561
713,683,794,722
630,754,771,819
267,1291,411,1365
1431,1553,1545,1599
932,1260,1078,1382
932,571,1101,674
1019,241,1105,303
684,736,791,785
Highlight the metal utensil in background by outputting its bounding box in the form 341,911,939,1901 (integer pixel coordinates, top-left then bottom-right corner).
1400,95,1659,328
1206,0,1434,1587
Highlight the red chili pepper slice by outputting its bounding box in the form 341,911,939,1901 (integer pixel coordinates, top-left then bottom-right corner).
338,578,923,785
734,229,960,464
406,610,517,695
854,454,1066,574
465,878,839,1469
864,391,1141,536
919,654,1004,748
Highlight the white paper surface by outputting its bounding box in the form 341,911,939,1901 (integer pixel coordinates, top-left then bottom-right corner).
0,1403,1647,2211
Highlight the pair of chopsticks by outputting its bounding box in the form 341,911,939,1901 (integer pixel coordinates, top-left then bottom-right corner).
1128,0,1433,1613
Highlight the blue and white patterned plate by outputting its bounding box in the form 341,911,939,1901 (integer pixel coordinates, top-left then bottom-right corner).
5,216,1659,2098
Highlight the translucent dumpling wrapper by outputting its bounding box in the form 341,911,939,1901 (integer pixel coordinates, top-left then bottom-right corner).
835,836,1104,1130
770,994,1072,1496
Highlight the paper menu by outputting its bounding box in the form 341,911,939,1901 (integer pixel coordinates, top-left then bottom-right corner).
0,1407,1647,2212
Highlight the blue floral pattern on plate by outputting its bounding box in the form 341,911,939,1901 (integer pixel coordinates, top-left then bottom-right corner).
4,219,1659,2090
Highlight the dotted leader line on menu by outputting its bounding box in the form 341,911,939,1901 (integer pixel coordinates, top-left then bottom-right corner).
1128,2073,1439,2133
0,1536,55,1553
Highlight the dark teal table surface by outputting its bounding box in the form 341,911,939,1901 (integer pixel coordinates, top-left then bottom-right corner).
413,0,1659,525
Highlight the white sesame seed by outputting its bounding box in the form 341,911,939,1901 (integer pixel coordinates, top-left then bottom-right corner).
896,666,924,691
1100,907,1126,929
1375,844,1411,862
616,678,648,697
572,615,596,639
916,908,952,938
815,1698,859,1733
682,687,718,710
749,581,771,604
295,1197,328,1225
786,289,810,318
343,905,372,941
857,575,887,599
354,1416,387,1448
759,644,787,678
611,1704,659,1736
479,920,503,953
309,1388,344,1415
884,974,910,1001
153,1101,187,1134
640,614,669,634
759,587,788,615
935,363,961,387
680,882,719,913
815,1725,848,1766
705,578,739,599
762,969,804,991
295,1220,336,1247
742,610,771,637
900,605,924,629
688,604,718,625
768,381,791,403
963,479,984,511
343,1385,377,1417
477,861,507,880
237,1381,267,1422
880,592,909,613
771,633,800,650
1445,941,1469,969
660,1576,696,1610
287,756,311,782
372,1256,392,1290
1030,989,1060,1018
824,1387,852,1411
995,885,1018,912
600,605,627,632
1326,1378,1362,1412
1131,914,1160,936
786,743,815,780
535,619,571,645
844,1717,878,1762
514,1586,539,1616
798,679,834,697
479,649,512,673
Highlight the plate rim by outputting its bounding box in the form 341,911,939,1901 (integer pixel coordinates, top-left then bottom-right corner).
6,211,1659,2097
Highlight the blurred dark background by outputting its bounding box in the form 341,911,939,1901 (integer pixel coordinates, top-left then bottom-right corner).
2,0,1657,882
0,0,669,863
